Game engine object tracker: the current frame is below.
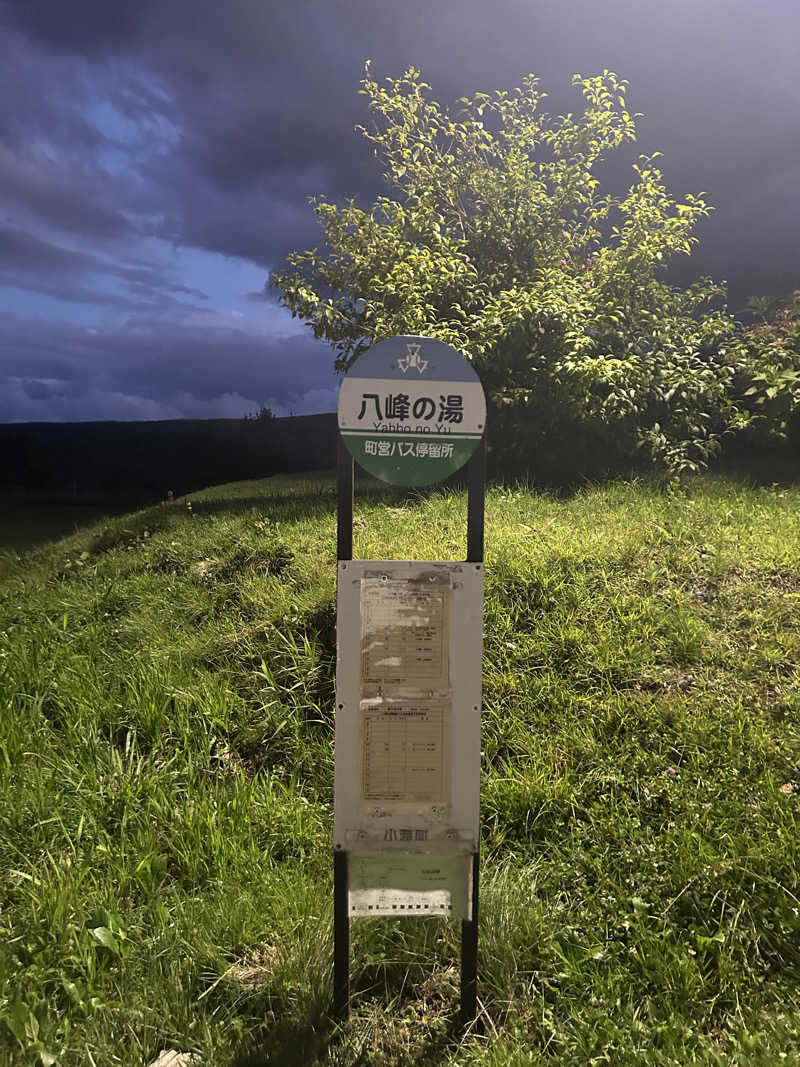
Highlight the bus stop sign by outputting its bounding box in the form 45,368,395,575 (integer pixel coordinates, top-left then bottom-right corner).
337,336,486,486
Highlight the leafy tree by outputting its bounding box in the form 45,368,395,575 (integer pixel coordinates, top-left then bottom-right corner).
742,293,779,325
271,63,747,477
735,289,800,446
243,404,275,422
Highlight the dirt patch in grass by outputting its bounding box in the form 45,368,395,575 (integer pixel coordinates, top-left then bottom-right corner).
222,944,282,991
725,567,800,593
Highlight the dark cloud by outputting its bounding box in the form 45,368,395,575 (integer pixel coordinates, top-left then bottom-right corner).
0,310,338,421
0,24,106,152
152,174,325,272
0,144,131,240
0,0,154,54
0,224,209,312
0,225,97,275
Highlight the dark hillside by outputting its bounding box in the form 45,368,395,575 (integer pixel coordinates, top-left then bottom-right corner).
0,413,337,495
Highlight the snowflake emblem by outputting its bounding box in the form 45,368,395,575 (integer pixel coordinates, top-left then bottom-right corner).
397,342,428,374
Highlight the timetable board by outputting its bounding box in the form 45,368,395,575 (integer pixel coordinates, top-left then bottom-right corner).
360,698,450,804
334,560,483,918
360,577,450,690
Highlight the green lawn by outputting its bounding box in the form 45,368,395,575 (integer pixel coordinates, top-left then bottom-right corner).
1,472,799,1065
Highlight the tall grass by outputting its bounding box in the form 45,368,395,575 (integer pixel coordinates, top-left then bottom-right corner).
1,471,799,1065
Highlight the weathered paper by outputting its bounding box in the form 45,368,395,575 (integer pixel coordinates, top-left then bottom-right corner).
348,851,471,917
360,578,449,690
360,698,450,803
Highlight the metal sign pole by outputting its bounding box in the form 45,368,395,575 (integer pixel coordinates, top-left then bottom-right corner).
337,432,354,562
334,434,354,1020
466,435,486,563
461,437,485,1025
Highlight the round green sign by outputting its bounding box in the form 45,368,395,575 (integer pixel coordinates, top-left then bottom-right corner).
338,336,485,486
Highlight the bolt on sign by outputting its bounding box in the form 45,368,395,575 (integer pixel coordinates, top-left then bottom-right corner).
334,336,486,1024
337,335,486,486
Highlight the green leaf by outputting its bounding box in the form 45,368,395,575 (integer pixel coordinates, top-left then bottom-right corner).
91,926,120,954
1,1001,34,1046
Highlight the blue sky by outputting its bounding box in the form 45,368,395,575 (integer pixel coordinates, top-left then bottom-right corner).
1,0,798,421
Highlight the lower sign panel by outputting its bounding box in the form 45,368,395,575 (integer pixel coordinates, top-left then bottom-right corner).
348,852,472,918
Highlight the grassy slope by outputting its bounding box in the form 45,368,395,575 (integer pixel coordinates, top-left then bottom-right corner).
0,472,799,1066
0,494,157,554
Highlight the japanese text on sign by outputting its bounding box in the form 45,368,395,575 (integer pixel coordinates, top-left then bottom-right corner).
358,393,464,424
363,440,455,459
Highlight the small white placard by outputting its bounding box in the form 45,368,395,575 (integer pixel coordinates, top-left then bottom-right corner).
348,852,472,918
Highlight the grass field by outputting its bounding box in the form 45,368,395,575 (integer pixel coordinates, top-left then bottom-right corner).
1,471,799,1065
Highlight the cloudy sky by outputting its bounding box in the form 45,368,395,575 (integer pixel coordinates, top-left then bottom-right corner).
1,0,798,422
